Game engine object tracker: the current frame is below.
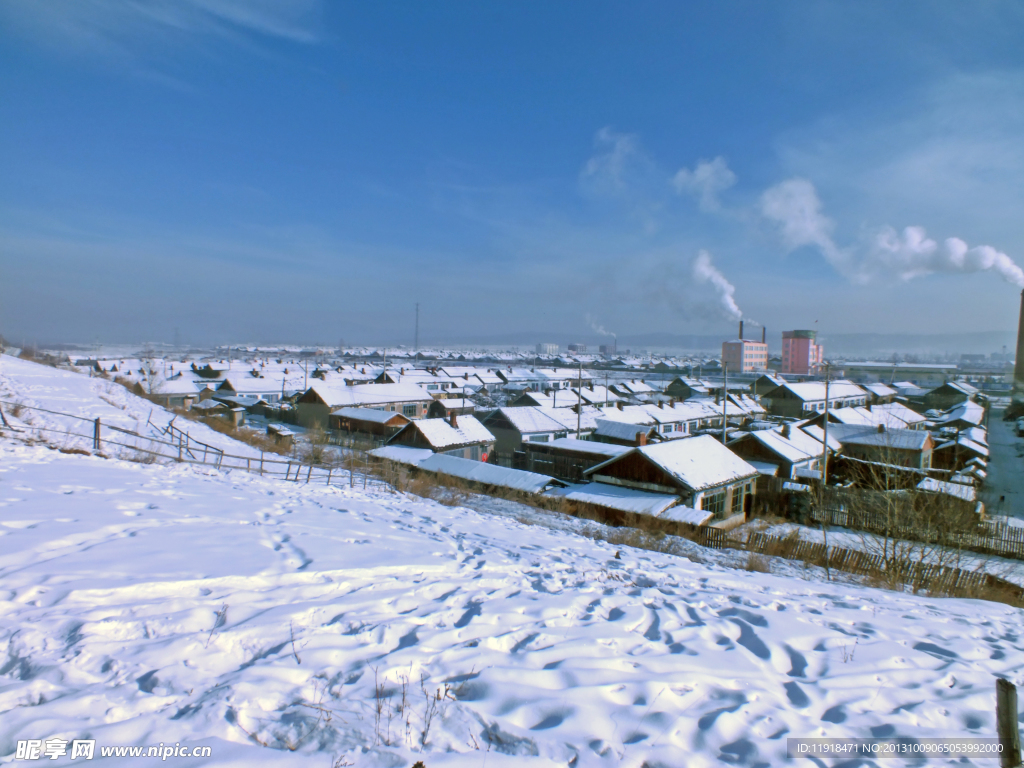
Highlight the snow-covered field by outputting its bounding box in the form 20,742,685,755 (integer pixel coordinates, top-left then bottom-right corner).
2,359,1024,766
0,355,263,460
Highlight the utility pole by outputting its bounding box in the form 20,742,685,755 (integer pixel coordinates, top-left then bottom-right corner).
576,360,582,439
820,362,832,581
821,363,831,485
414,303,420,352
721,363,728,445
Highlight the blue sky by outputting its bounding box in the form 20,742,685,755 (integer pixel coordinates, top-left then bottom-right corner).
2,1,1024,347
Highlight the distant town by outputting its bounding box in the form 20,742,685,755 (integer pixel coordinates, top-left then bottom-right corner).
6,295,1021,531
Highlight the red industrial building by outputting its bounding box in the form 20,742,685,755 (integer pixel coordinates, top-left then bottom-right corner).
781,330,823,375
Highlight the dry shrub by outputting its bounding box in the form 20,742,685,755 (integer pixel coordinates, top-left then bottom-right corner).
172,407,291,456
745,553,771,573
301,423,330,465
125,447,160,465
8,401,26,419
58,447,91,456
405,473,470,507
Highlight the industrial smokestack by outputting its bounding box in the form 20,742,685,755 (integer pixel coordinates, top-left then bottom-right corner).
1015,289,1024,394
762,327,766,344
739,320,744,340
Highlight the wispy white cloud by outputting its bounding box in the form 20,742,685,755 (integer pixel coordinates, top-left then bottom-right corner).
1,0,321,69
579,127,645,196
671,156,736,212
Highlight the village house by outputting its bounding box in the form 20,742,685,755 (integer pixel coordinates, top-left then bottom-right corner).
663,377,711,400
930,401,986,431
295,383,434,427
760,381,868,418
425,398,477,419
923,381,980,412
583,435,760,520
591,419,661,447
752,374,786,397
862,383,898,404
480,406,599,457
386,412,495,461
608,379,657,399
727,422,827,480
329,407,411,439
829,424,936,470
521,437,631,483
801,403,927,431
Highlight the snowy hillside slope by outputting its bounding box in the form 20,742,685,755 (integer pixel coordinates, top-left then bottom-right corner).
1,440,1023,767
0,355,263,459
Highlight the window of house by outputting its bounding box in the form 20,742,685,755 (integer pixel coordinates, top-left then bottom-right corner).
529,434,549,442
403,404,417,417
701,491,726,518
730,487,743,516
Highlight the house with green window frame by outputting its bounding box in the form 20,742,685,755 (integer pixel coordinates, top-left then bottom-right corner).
582,434,760,521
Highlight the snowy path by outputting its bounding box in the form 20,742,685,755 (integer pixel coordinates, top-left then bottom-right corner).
1,442,1023,766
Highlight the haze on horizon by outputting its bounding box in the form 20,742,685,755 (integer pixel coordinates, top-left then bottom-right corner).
2,2,1024,348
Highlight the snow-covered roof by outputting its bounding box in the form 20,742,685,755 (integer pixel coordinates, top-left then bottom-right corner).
747,461,780,476
658,506,715,526
488,406,565,434
797,423,843,452
587,435,759,493
418,454,565,493
593,419,654,442
933,401,985,427
547,482,680,516
772,381,867,402
430,398,476,411
398,415,495,450
916,477,976,502
738,428,821,464
304,382,432,407
368,446,434,466
864,383,897,397
191,399,227,411
830,425,932,451
935,437,989,458
331,407,409,424
541,438,631,458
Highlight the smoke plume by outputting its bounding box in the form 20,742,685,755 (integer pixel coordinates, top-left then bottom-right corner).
586,314,616,338
761,178,1024,289
692,251,743,321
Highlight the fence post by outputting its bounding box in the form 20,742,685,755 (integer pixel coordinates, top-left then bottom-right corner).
327,468,332,485
306,465,312,483
93,418,101,451
997,678,1022,768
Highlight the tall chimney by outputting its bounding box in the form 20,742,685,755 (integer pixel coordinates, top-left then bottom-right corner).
762,327,766,344
1015,289,1024,395
449,411,458,429
739,320,744,340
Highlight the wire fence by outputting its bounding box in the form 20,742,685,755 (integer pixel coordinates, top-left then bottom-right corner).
0,399,392,492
